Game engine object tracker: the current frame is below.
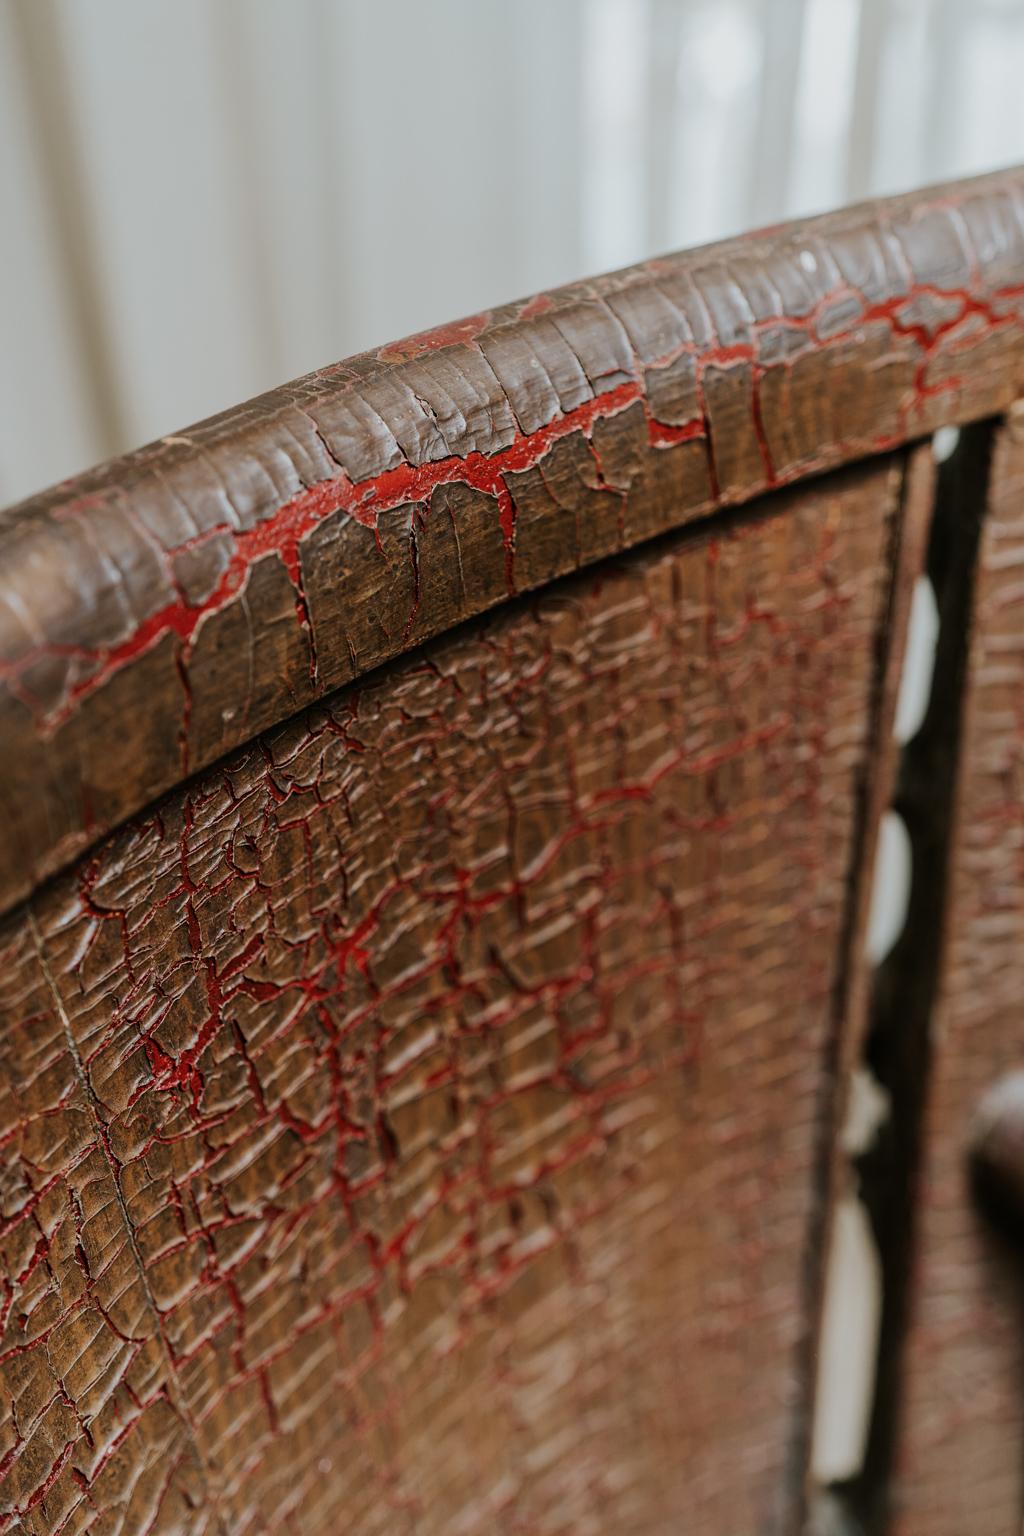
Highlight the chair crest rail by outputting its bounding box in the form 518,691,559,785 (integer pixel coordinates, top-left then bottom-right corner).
2,167,1024,914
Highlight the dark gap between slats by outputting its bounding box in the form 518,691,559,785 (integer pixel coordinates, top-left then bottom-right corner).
819,420,995,1535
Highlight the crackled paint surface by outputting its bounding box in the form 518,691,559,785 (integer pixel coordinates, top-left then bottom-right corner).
0,465,904,1534
1,169,1024,911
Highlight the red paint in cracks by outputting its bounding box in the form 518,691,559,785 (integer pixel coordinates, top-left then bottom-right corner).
377,312,491,363
19,380,656,739
7,269,1024,754
516,293,555,321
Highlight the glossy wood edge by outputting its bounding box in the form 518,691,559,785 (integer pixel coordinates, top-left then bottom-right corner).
2,166,1024,917
801,442,935,1520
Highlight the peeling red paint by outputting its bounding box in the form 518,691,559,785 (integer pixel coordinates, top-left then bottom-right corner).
4,174,1024,929
516,293,555,321
377,312,491,363
0,478,900,1532
3,274,1021,747
6,379,648,729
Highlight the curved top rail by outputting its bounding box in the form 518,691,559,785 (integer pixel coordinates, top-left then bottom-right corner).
3,166,1024,916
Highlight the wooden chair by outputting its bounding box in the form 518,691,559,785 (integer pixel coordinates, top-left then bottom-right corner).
2,168,1023,1534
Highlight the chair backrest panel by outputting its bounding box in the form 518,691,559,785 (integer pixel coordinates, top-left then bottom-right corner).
2,169,1023,918
1,457,914,1534
3,169,1024,1536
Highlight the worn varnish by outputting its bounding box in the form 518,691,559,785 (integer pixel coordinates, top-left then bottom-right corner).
1,462,906,1535
889,408,1024,1534
5,168,1024,1535
3,169,1024,913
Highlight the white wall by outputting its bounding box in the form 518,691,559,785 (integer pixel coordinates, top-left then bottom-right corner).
3,0,1024,502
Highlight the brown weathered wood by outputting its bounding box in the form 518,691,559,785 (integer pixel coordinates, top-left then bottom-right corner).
1,460,909,1534
8,167,1024,1534
3,169,1024,915
890,406,1024,1534
801,443,934,1518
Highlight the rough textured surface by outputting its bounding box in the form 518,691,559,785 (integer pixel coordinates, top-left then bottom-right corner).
0,460,905,1535
3,168,1024,913
891,408,1024,1534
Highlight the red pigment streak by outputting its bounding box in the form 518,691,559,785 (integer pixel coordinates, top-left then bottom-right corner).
750,366,775,482
646,418,707,449
7,268,1024,742
377,312,491,363
23,380,652,729
516,293,555,321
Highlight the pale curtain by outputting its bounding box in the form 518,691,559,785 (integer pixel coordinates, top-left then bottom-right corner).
3,0,1023,505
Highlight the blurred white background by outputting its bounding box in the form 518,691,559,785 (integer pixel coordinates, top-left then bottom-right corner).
3,0,1024,506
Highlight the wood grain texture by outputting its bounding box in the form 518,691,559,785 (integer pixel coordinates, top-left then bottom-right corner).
801,444,934,1516
3,168,1024,915
1,459,906,1535
890,408,1024,1535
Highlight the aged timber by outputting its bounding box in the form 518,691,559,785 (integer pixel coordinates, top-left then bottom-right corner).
2,169,1024,913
